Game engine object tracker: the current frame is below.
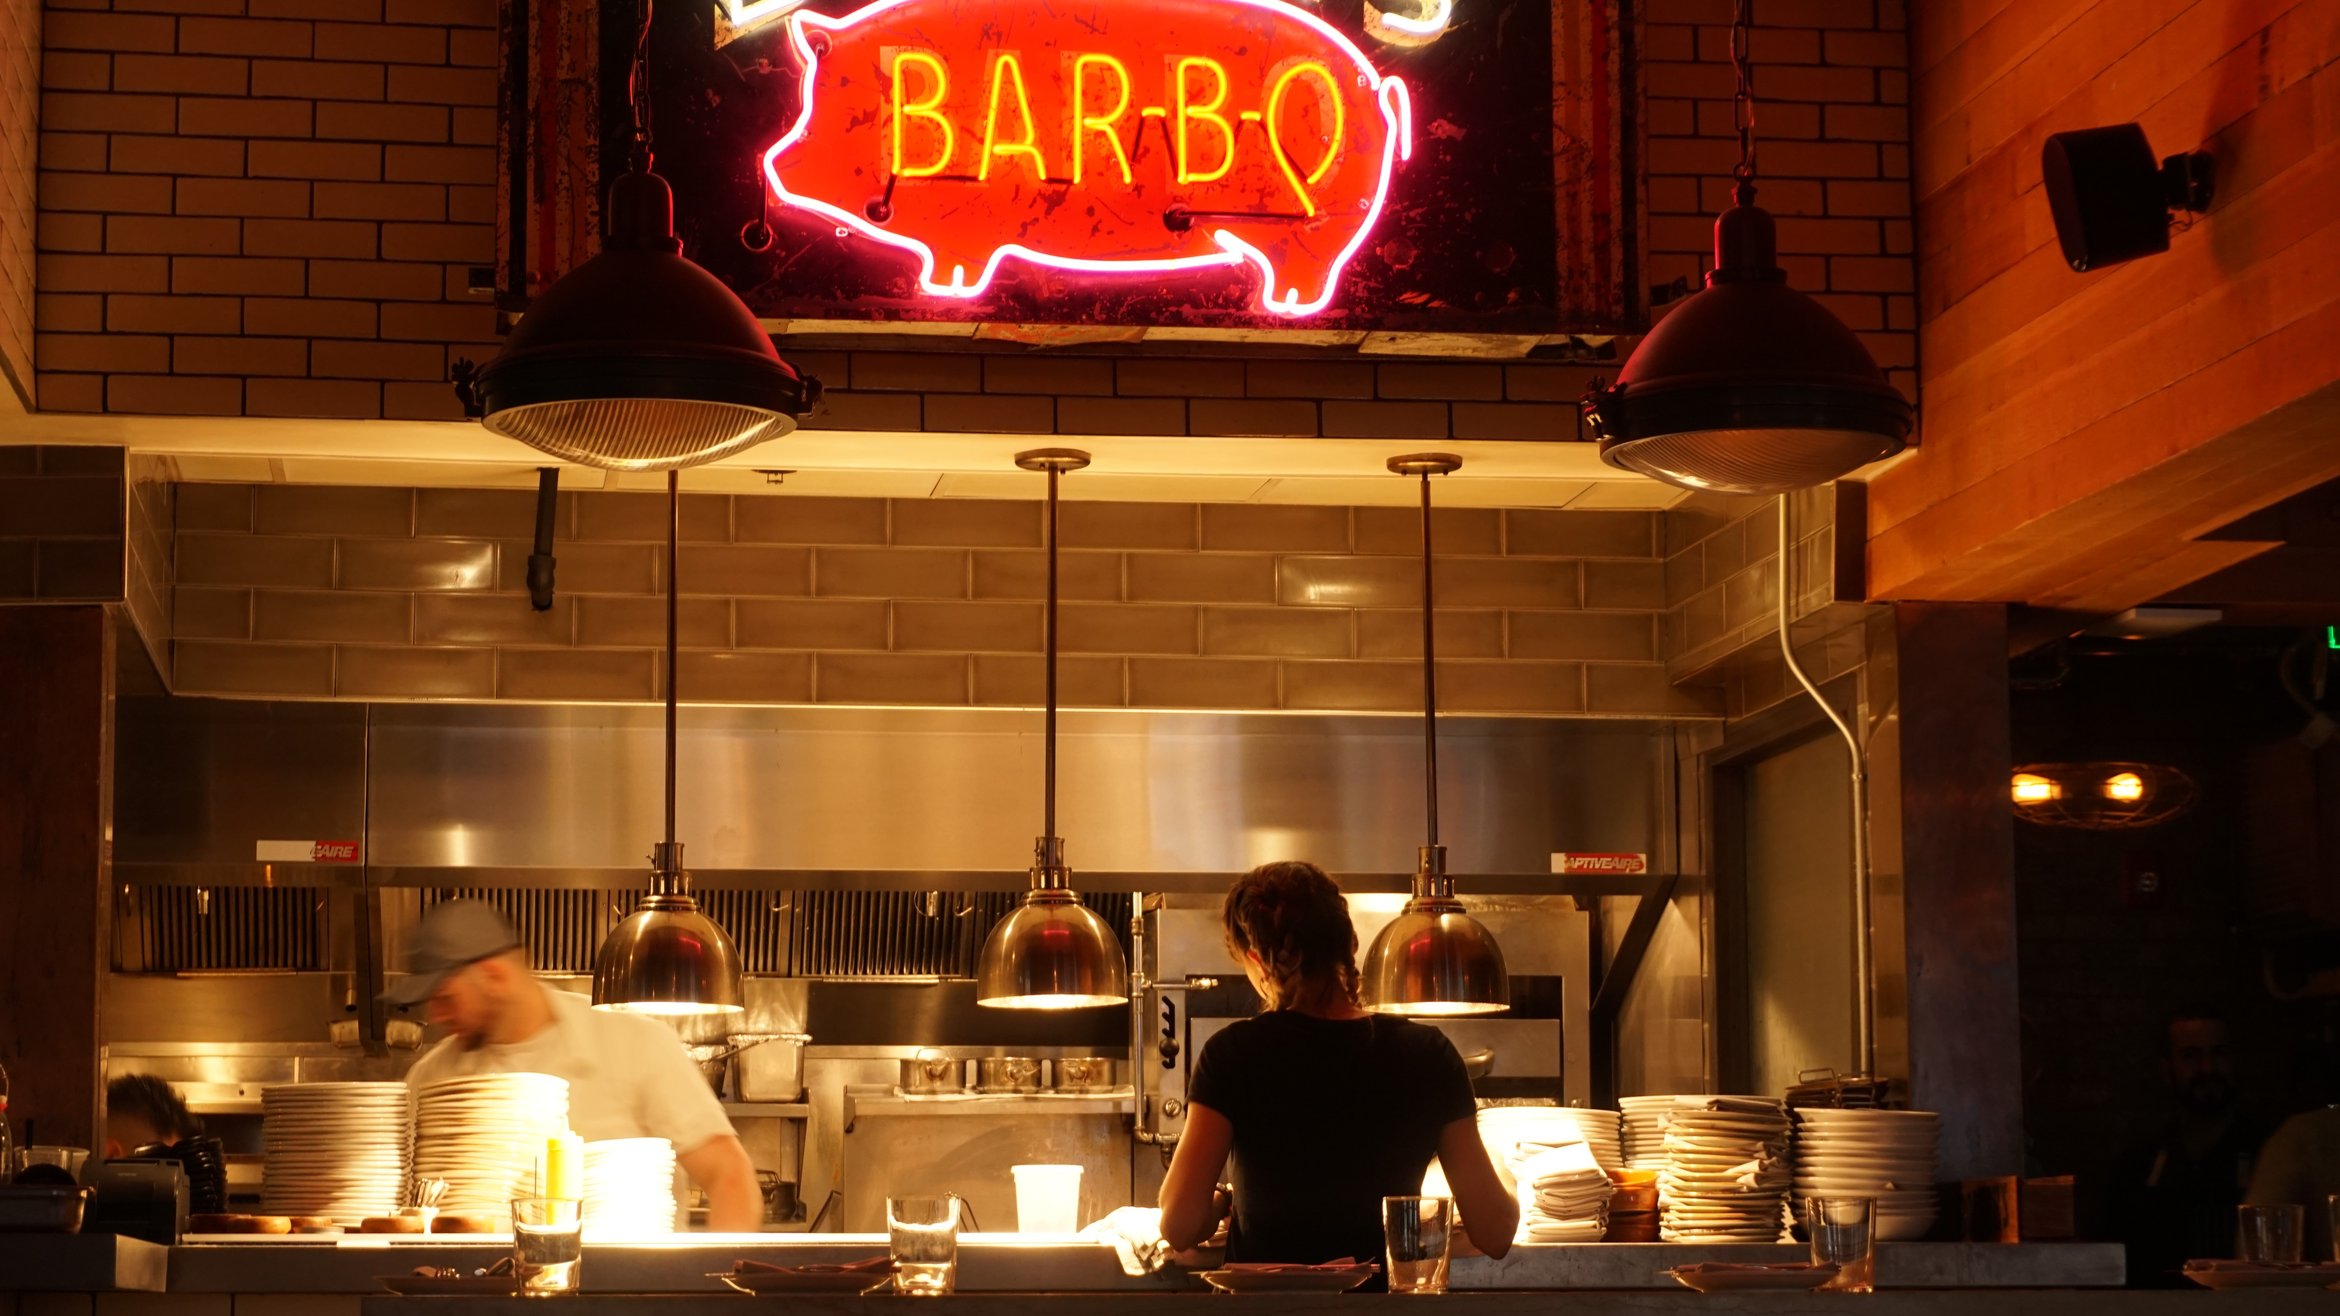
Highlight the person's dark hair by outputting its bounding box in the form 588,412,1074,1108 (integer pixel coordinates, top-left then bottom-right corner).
106,1074,201,1143
1223,861,1360,1009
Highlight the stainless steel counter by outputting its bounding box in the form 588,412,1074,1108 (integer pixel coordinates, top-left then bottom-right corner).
157,1237,2125,1295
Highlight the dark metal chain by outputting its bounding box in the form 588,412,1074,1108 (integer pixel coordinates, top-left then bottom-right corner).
1731,0,1757,189
629,0,655,171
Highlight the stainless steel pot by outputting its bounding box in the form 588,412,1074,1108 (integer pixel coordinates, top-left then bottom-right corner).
1051,1057,1120,1092
899,1052,966,1095
732,1032,811,1103
974,1056,1041,1093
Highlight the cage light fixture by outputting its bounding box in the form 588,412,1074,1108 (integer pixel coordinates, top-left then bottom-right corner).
1580,0,1910,494
974,450,1130,1010
1359,454,1510,1017
2009,761,2197,831
471,0,816,471
592,469,744,1016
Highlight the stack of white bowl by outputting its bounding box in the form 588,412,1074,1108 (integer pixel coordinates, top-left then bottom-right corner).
1619,1094,1680,1170
1791,1108,1940,1241
260,1082,411,1223
410,1073,571,1225
1656,1095,1794,1243
582,1138,678,1239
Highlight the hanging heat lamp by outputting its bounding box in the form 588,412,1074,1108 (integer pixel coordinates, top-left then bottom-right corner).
1580,0,1910,495
974,450,1130,1010
1359,455,1510,1017
592,469,744,1016
468,0,816,471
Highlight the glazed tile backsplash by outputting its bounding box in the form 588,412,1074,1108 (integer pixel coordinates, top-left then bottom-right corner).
153,481,1724,718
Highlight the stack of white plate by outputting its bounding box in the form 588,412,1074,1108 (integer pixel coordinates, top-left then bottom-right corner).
1571,1108,1624,1174
1656,1095,1793,1243
260,1082,411,1223
1619,1095,1681,1169
582,1138,678,1239
410,1073,571,1224
1792,1108,1940,1241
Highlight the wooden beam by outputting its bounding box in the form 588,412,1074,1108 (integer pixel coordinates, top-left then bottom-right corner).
1894,602,2023,1181
0,607,112,1151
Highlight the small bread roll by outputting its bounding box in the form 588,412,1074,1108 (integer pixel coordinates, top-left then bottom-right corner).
429,1214,497,1235
360,1215,426,1234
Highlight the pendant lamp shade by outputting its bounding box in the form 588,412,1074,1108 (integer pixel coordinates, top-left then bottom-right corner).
593,848,744,1017
476,171,816,472
974,452,1129,1010
1358,454,1509,1018
1584,197,1910,495
1362,849,1511,1017
976,842,1129,1011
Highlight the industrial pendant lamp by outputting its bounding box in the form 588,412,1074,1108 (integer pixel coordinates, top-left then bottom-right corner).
1360,455,1510,1017
974,451,1130,1010
593,470,744,1015
471,0,814,471
1580,0,1910,494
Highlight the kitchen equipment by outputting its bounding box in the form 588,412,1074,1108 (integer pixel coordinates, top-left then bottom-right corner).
0,1185,91,1233
1460,1048,1496,1080
1050,1058,1119,1093
687,1045,733,1096
899,1052,966,1096
140,1135,229,1213
756,1170,797,1226
83,1160,188,1245
975,1057,1041,1094
732,1032,812,1103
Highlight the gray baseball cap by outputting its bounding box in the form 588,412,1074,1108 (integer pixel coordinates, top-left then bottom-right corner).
380,899,523,1006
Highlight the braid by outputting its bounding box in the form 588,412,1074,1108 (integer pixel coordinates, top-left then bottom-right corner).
1223,861,1361,1010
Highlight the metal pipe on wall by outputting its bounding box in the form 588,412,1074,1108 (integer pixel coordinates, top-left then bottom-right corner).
1773,494,1875,1078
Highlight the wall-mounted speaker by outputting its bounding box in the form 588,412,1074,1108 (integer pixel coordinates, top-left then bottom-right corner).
2041,124,2213,273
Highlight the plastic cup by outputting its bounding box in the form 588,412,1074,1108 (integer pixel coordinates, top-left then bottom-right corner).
1010,1164,1083,1233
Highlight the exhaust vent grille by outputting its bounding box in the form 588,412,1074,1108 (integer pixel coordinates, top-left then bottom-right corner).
412,887,1134,981
422,888,792,975
117,886,328,973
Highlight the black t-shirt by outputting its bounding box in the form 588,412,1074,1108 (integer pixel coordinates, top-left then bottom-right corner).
1188,1012,1476,1265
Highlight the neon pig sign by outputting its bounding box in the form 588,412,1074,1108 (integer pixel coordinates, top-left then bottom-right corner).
760,0,1414,317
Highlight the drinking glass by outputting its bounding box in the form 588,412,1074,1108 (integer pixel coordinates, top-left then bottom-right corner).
510,1198,583,1296
1806,1196,1877,1293
2238,1203,2304,1264
1383,1195,1453,1295
888,1195,963,1296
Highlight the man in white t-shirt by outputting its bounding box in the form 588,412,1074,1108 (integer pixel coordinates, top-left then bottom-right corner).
387,900,762,1231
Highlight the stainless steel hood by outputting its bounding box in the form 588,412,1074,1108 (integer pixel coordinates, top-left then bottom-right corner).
118,700,1671,890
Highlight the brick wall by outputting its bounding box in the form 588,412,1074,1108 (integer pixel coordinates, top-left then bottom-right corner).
1,0,36,407
1642,0,1917,404
161,483,1724,716
32,0,500,420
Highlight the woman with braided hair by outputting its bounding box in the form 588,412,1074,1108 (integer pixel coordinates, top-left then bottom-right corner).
1157,861,1516,1269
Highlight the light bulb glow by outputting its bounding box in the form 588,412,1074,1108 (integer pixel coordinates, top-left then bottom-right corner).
2103,772,2146,802
2011,773,2059,804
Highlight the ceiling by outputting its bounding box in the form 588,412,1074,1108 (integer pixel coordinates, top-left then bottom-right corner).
6,409,1693,509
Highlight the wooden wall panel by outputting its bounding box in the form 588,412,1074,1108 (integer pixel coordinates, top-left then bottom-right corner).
0,606,112,1151
1868,0,2340,607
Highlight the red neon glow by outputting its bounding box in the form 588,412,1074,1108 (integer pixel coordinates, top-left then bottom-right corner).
760,0,1414,317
